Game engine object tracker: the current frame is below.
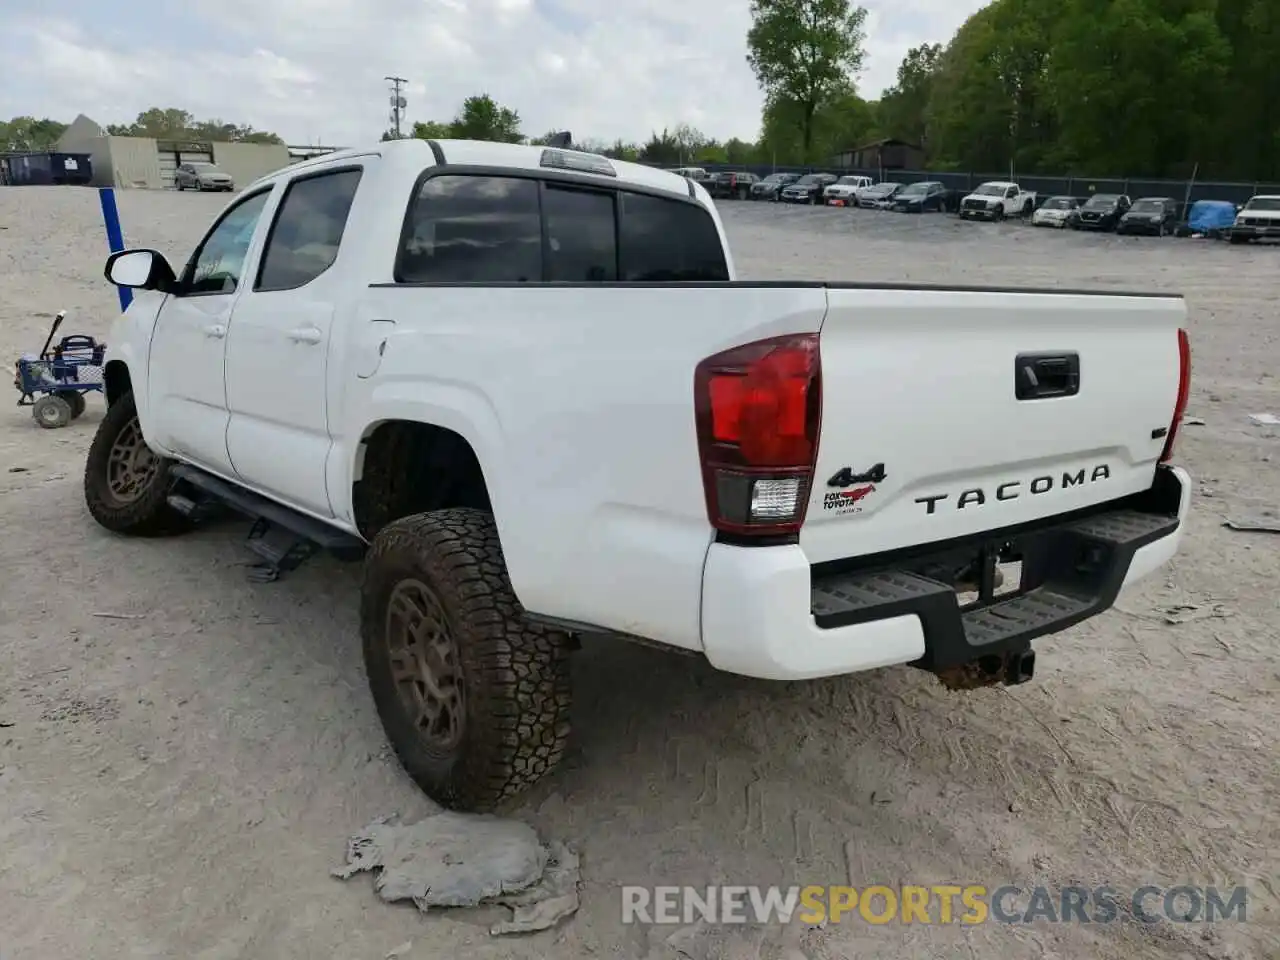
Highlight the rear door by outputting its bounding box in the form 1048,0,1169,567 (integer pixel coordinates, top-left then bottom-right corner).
802,285,1185,563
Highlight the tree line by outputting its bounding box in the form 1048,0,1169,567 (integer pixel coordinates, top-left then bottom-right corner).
9,0,1276,182
397,0,1278,181
1,108,284,152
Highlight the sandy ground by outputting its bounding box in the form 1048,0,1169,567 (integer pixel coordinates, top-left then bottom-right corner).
0,188,1277,960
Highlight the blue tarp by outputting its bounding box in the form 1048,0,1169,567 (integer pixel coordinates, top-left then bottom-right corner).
1187,200,1237,232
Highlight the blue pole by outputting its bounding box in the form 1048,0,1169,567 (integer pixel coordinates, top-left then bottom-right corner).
98,187,132,311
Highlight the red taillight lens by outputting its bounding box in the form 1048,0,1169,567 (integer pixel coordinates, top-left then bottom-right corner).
695,334,821,536
1160,328,1191,463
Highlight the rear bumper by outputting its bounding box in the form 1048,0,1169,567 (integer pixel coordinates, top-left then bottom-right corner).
701,465,1190,681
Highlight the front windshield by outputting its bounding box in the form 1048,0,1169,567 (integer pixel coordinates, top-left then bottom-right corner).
1043,197,1073,210
1130,200,1163,213
795,175,821,185
870,184,900,195
1084,194,1119,209
900,183,929,196
973,184,1005,196
836,177,860,185
1244,197,1280,211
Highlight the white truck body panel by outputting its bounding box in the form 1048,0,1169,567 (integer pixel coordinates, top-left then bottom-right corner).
100,137,1192,682
804,286,1183,563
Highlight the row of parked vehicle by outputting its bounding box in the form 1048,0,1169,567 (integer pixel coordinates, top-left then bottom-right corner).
671,167,1280,244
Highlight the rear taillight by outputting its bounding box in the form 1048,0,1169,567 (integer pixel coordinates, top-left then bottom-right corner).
1160,328,1191,462
694,334,821,537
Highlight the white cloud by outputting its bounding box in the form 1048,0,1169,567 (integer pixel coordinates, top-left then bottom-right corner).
1,0,984,147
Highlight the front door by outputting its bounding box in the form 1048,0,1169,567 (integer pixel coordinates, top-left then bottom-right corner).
224,165,365,517
147,188,273,475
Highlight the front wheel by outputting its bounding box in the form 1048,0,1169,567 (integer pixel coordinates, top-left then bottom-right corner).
84,390,189,536
33,394,72,429
361,509,573,811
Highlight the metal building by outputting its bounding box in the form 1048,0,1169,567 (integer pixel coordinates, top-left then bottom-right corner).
54,114,291,189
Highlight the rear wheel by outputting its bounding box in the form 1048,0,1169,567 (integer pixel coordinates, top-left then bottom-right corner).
361,509,573,811
84,390,189,536
59,391,86,419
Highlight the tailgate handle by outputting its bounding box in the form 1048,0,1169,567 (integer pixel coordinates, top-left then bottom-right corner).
1015,353,1079,400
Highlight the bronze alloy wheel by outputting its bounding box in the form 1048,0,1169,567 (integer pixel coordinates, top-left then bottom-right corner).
107,416,160,504
385,578,466,750
360,509,573,810
84,389,189,536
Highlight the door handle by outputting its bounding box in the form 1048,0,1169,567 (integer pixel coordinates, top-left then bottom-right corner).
1015,352,1080,400
203,324,226,339
287,326,323,344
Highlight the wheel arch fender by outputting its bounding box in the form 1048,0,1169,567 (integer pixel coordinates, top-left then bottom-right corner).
345,379,517,529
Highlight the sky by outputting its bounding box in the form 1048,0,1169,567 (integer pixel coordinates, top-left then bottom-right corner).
1,0,986,148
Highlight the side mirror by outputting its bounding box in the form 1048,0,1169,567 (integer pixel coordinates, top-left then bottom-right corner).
104,249,177,292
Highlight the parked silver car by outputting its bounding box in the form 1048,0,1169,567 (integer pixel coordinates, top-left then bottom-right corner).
175,162,235,192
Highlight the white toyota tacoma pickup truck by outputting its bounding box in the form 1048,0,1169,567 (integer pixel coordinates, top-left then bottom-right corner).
86,138,1193,811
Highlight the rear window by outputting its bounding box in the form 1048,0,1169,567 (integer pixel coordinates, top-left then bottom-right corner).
618,191,728,281
396,174,728,283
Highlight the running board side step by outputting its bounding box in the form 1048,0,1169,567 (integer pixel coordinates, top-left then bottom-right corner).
168,464,365,581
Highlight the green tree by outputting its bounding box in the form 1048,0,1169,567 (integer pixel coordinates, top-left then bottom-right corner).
757,90,876,165
877,43,942,148
602,139,641,162
409,120,451,140
0,116,67,150
925,0,1059,173
1048,0,1229,176
639,128,681,165
1216,0,1280,179
106,107,282,143
448,94,522,142
746,0,869,155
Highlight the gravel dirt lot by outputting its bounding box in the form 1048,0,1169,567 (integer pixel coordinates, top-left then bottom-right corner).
1,188,1277,960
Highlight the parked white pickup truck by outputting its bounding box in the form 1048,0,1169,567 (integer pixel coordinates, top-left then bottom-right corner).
87,138,1192,811
960,181,1037,220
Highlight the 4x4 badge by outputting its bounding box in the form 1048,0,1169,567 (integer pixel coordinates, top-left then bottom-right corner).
827,463,887,487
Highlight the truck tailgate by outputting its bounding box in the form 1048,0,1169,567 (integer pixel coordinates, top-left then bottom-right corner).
802,286,1186,564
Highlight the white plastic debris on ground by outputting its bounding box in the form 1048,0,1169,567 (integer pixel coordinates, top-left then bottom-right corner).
332,812,581,935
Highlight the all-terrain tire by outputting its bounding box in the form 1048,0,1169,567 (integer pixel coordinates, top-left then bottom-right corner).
361,508,573,811
84,390,189,536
